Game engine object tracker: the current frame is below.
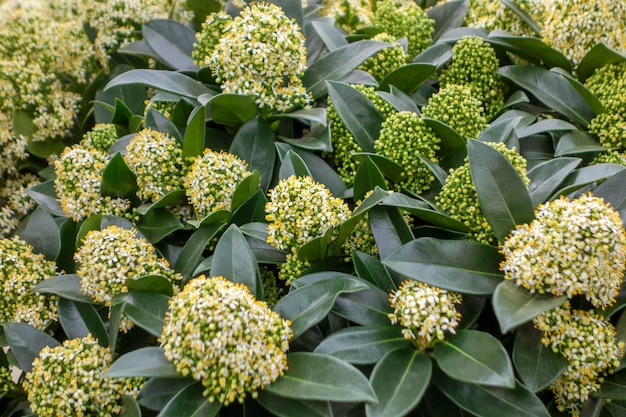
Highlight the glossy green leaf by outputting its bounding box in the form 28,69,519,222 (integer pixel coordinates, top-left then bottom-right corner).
310,20,348,51
314,326,408,364
551,67,606,116
578,43,626,83
257,391,333,417
158,381,221,417
211,224,260,297
352,153,405,184
274,277,369,338
366,348,432,417
353,250,397,293
3,322,60,372
377,88,420,113
104,69,211,99
297,227,334,263
278,149,312,180
105,347,180,378
413,42,453,69
554,163,626,197
492,281,566,334
13,110,37,139
174,223,225,280
468,140,534,243
142,19,196,71
230,189,267,226
423,118,466,170
527,157,582,206
333,286,394,327
498,65,594,126
428,0,468,41
327,81,384,153
513,323,567,392
137,377,195,410
209,93,258,126
378,63,437,93
593,169,626,215
16,206,59,261
145,108,182,141
289,145,348,197
354,156,388,202
101,152,139,201
554,130,607,156
230,171,260,212
271,107,328,127
516,119,576,138
111,290,170,337
593,371,626,400
119,396,142,417
126,275,174,296
230,116,276,192
182,105,206,159
303,40,387,98
488,35,570,72
137,189,186,215
33,274,94,303
138,208,184,243
433,367,551,417
369,206,414,259
265,352,378,403
58,298,108,345
55,218,77,273
434,329,515,388
27,179,65,217
383,238,504,295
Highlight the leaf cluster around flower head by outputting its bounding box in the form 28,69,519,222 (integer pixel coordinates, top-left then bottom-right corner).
23,334,144,417
388,279,463,350
125,128,188,203
436,142,529,245
358,32,408,82
534,305,625,416
54,145,131,222
466,0,545,36
327,84,396,186
586,62,626,149
372,0,434,59
192,11,232,66
208,2,311,114
184,149,251,219
160,275,292,405
0,236,57,330
80,123,119,154
422,84,487,139
0,172,39,238
75,225,180,306
319,0,374,33
375,111,440,194
439,36,506,120
501,194,626,309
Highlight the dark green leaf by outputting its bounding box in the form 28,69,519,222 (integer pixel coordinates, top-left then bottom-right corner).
105,347,180,378
516,119,576,138
26,137,66,159
333,286,394,327
513,323,567,392
158,381,221,417
380,192,469,232
554,164,626,197
412,42,453,69
126,275,174,296
488,35,570,72
310,20,348,51
13,110,37,139
550,67,606,116
142,19,196,71
499,0,541,34
354,156,388,202
120,396,142,417
554,130,607,156
137,377,195,410
230,189,267,226
593,169,626,215
3,322,60,372
111,291,170,337
55,218,77,272
209,93,258,126
578,43,626,84
108,302,124,353
104,69,211,99
492,281,566,334
16,206,59,261
428,0,469,42
145,108,182,141
265,352,378,403
297,227,334,263
138,208,184,243
383,238,504,295
274,277,369,338
352,153,405,184
593,371,626,400
182,105,206,159
230,116,276,192
137,189,187,215
270,107,328,126
33,274,94,303
289,146,348,197
423,118,466,171
257,391,333,417
110,98,136,125
174,223,226,280
468,140,535,243
58,298,108,346
434,329,515,388
27,179,65,217
498,65,594,126
314,326,408,364
369,206,414,259
278,149,312,179
527,157,582,206
377,88,421,113
366,348,432,417
211,224,260,297
353,250,397,293
378,63,437,93
230,171,260,212
101,153,139,201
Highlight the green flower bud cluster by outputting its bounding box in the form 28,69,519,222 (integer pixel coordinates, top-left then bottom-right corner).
328,84,396,186
184,149,251,219
439,36,506,120
0,365,16,394
534,306,624,416
586,63,626,149
23,334,144,417
466,0,545,37
192,11,232,66
144,99,176,120
590,149,626,166
422,84,487,139
277,252,312,286
358,32,408,82
0,237,57,329
125,128,187,202
0,172,38,237
160,275,292,405
75,225,180,306
375,111,440,194
260,266,283,308
54,145,131,221
436,142,529,245
501,194,626,309
80,123,119,153
388,279,462,350
319,0,374,33
372,0,434,59
208,3,311,113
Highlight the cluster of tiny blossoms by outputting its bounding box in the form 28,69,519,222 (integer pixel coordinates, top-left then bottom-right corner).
375,111,440,194
80,123,119,153
0,237,57,329
0,172,39,237
54,145,131,221
388,280,462,350
501,194,626,309
534,306,624,415
437,142,529,245
184,149,251,219
585,63,626,149
0,111,26,179
358,32,408,82
23,334,144,417
319,0,373,33
125,128,187,202
422,84,487,139
160,275,292,405
466,0,545,36
75,225,180,306
192,11,232,66
208,3,311,113
591,149,626,166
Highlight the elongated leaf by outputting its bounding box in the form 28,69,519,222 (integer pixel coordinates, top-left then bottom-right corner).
145,108,182,141
33,274,94,303
111,291,170,337
492,281,566,333
27,179,66,217
498,65,594,126
578,43,626,83
182,105,206,159
354,156,388,202
289,145,348,197
274,277,369,338
230,116,276,192
265,352,378,403
369,206,414,259
257,391,334,417
230,171,260,212
516,119,576,138
499,0,541,34
593,371,626,400
126,274,174,296
413,42,453,69
513,323,567,392
142,19,196,71
209,93,258,126
303,40,387,98
101,152,139,200
423,118,466,170
310,20,348,51
314,326,408,364
105,69,210,99
139,208,184,243
488,35,570,72
378,63,437,93
105,347,180,378
211,224,260,297
527,157,581,206
468,140,534,243
120,396,141,417
352,153,405,183
383,238,504,295
554,163,626,197
17,206,59,261
428,0,469,42
333,286,394,327
593,169,626,215
551,67,605,115
434,330,515,388
138,377,195,410
278,149,312,180
377,88,420,113
353,250,397,293
58,298,108,345
366,348,432,417
3,323,60,372
56,218,77,273
174,223,225,280
137,189,186,215
158,381,221,417
554,130,607,156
